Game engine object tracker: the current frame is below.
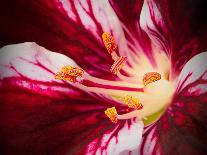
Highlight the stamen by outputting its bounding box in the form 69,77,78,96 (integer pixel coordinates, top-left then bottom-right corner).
102,32,117,54
143,72,161,86
124,95,143,110
55,66,84,82
104,107,118,123
101,32,127,74
110,56,127,74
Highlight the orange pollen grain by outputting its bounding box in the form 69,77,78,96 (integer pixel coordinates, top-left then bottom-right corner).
55,66,84,82
104,107,118,123
143,72,161,86
124,95,143,110
102,32,117,54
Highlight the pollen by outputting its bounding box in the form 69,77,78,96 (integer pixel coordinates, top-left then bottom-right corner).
102,32,117,54
110,56,127,74
55,66,84,82
143,72,161,86
124,95,143,110
104,107,118,123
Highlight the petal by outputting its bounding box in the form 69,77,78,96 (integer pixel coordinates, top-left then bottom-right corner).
0,42,84,98
86,119,144,155
109,0,151,51
140,0,207,79
141,52,207,154
0,43,124,154
0,0,127,79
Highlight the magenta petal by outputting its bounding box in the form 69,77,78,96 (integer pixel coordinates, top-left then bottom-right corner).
109,0,148,44
140,0,207,79
141,52,207,155
109,0,154,61
0,43,120,154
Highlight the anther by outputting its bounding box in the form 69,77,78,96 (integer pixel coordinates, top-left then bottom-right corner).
143,72,161,86
124,95,143,110
102,32,117,54
104,107,118,123
55,66,84,82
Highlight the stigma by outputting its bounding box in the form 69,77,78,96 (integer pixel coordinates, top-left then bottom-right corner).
55,66,84,82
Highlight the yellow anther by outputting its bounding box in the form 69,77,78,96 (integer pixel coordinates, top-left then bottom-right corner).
104,107,118,123
124,95,143,110
110,56,127,74
143,72,161,86
102,32,117,54
55,66,84,82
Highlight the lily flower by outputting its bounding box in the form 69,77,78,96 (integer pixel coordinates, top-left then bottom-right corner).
1,0,207,154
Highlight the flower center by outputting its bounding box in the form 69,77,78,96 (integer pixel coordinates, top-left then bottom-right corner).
54,32,175,126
